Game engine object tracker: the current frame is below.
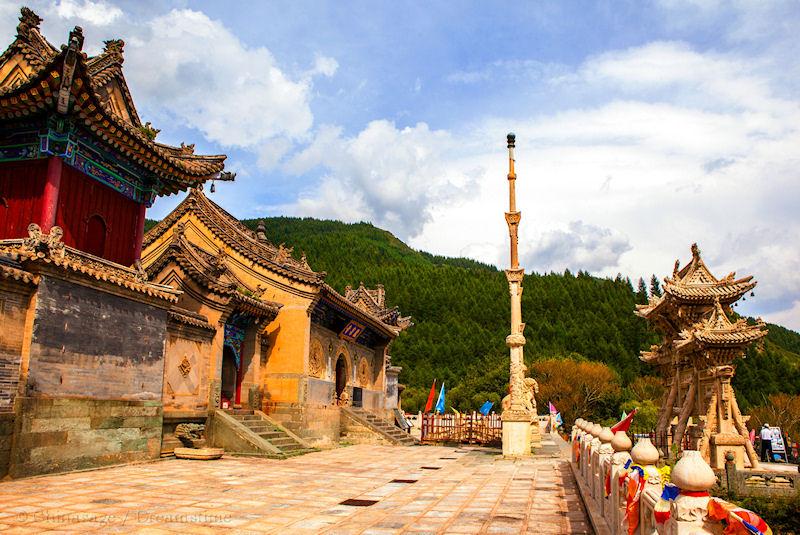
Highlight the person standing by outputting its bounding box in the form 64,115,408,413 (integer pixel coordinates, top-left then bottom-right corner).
760,423,773,463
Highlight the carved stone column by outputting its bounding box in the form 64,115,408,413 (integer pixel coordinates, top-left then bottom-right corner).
501,133,533,458
631,438,662,535
665,450,721,535
590,423,603,500
610,431,633,535
597,427,615,517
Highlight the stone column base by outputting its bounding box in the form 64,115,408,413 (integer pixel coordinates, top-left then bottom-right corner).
503,419,532,458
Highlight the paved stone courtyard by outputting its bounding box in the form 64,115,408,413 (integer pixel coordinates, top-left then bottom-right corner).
0,442,591,534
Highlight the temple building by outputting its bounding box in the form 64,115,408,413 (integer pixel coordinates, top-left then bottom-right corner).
636,244,767,469
141,188,411,449
0,9,412,478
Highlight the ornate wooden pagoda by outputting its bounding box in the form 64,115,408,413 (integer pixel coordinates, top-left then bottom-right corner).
0,8,228,265
637,244,767,468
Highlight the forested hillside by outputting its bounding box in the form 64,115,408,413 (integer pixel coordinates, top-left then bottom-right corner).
144,216,800,421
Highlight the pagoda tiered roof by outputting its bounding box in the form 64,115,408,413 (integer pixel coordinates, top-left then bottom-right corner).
636,243,757,321
0,8,227,196
674,299,767,352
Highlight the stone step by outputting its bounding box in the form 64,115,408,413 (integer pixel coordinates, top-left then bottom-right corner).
246,424,277,432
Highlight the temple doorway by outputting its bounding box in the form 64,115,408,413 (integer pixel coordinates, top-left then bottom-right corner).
221,346,237,407
335,355,347,401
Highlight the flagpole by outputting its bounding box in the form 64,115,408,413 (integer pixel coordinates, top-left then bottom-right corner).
502,133,534,457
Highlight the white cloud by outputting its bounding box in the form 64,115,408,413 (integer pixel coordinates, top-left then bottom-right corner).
767,301,800,332
282,120,480,238
52,0,122,26
522,221,631,274
123,9,330,148
307,54,338,78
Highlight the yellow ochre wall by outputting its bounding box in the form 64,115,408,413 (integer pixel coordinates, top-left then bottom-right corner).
141,212,317,409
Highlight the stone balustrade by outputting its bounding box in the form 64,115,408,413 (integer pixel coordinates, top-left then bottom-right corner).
569,419,770,535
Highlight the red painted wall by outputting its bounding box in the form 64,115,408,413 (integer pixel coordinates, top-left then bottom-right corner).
0,159,48,240
55,165,141,266
0,159,143,265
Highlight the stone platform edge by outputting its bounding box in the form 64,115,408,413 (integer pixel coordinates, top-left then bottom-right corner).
569,459,612,535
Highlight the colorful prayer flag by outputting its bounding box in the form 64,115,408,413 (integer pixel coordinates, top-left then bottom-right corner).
435,383,446,414
653,483,680,525
707,498,773,535
479,401,493,415
424,380,437,413
612,408,638,433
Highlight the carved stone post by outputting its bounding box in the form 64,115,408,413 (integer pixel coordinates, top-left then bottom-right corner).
597,427,614,517
590,423,603,500
501,133,534,458
611,431,633,535
631,438,661,535
665,450,722,535
581,421,594,480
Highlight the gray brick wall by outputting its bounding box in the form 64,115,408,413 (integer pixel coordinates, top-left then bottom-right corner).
28,277,168,400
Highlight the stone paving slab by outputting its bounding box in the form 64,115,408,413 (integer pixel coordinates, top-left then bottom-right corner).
0,442,591,534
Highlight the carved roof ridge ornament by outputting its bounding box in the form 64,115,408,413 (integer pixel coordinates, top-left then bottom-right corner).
274,243,293,265
23,223,66,260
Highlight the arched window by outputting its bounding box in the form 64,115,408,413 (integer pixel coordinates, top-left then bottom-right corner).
85,214,107,257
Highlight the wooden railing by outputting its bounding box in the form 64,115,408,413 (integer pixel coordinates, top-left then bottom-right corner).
419,412,502,446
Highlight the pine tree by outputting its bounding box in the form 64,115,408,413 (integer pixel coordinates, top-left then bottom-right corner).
636,277,648,304
649,274,662,297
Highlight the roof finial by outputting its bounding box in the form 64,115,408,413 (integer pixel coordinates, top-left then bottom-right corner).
691,243,700,261
256,220,267,241
18,7,42,34
102,39,124,62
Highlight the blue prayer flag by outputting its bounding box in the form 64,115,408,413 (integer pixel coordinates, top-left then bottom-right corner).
435,383,445,414
479,401,493,415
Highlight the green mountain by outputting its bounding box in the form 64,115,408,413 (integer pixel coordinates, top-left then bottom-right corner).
144,217,800,414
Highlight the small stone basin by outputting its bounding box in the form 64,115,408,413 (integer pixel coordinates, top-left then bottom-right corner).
174,447,224,460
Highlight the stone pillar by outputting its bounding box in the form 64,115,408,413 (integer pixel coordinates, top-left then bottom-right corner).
597,426,615,517
610,431,633,535
590,423,603,500
581,421,594,479
665,450,722,535
631,438,661,535
501,133,533,458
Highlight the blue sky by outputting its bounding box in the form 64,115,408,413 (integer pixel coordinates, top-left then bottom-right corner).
1,1,799,329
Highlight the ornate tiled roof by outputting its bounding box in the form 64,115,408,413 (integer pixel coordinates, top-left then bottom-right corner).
0,253,38,285
636,243,757,320
143,188,324,285
320,283,404,338
0,224,180,302
344,282,412,330
0,8,227,195
146,226,281,319
674,299,767,352
169,307,214,331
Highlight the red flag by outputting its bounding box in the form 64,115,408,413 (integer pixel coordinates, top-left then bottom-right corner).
612,408,637,433
423,379,437,413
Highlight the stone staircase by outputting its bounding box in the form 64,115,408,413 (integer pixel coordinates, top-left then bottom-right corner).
222,409,316,458
342,407,417,446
